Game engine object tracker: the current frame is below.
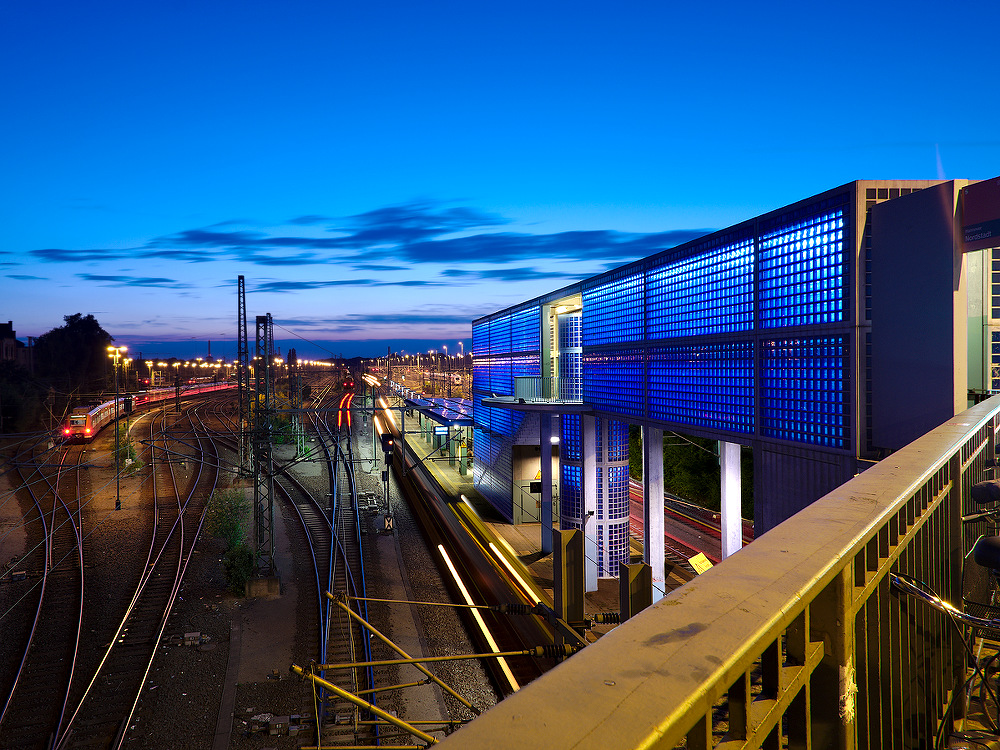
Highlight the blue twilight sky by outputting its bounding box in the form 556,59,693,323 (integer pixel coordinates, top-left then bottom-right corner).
3,0,999,361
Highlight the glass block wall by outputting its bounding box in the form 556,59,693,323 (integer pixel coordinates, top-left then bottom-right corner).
645,231,754,338
759,210,845,328
649,343,754,433
472,184,866,533
560,416,630,577
472,304,541,520
761,337,846,448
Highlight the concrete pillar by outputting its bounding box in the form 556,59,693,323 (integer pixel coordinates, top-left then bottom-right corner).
448,426,455,467
642,425,666,601
581,414,598,592
457,427,467,476
720,440,742,559
540,413,554,555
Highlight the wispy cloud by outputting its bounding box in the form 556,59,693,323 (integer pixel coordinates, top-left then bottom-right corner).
251,278,448,293
76,273,191,289
30,200,712,274
442,266,582,282
6,273,47,280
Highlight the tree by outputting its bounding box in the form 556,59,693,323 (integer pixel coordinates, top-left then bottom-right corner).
629,426,754,519
34,313,114,391
0,360,47,433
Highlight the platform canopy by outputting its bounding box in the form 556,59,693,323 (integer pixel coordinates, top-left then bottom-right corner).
400,394,474,427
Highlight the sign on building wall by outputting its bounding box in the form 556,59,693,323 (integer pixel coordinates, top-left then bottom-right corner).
962,176,1000,252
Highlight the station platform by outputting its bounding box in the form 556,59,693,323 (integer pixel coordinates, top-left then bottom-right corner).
397,421,676,633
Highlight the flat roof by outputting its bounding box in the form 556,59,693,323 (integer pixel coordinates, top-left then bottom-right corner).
402,395,474,426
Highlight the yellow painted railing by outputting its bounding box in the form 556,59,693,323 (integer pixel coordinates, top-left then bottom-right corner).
441,396,1000,749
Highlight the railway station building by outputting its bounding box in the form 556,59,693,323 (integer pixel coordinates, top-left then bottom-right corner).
471,178,1000,595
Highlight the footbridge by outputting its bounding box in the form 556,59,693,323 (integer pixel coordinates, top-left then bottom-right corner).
441,395,1000,748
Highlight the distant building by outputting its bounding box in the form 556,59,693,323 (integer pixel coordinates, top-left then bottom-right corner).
471,179,996,584
0,321,32,371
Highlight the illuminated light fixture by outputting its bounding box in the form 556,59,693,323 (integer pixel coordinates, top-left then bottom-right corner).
437,544,520,692
550,436,559,444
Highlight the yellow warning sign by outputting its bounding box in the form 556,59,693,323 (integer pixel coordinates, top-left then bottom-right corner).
688,552,713,575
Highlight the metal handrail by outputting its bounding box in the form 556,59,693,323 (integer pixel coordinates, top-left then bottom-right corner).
441,395,1000,748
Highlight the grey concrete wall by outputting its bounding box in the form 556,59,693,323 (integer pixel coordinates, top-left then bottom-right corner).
754,444,856,534
871,181,965,452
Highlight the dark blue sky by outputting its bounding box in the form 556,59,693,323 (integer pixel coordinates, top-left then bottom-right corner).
3,0,999,359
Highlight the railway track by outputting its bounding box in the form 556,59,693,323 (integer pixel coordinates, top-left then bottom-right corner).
0,444,86,749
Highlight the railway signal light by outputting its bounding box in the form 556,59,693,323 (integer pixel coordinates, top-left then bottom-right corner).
380,433,394,455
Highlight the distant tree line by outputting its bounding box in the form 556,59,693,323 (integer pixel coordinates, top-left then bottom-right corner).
0,313,114,433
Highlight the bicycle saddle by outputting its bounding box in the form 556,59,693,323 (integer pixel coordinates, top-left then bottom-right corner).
971,480,1000,505
973,535,1000,571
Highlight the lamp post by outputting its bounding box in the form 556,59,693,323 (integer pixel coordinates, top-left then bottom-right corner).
443,345,450,398
107,345,127,511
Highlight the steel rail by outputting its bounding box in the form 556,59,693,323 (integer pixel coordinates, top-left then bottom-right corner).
54,402,221,749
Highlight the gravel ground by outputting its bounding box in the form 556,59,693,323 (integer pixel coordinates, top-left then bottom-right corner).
124,417,498,748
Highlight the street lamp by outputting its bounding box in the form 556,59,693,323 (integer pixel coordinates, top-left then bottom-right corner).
107,345,127,511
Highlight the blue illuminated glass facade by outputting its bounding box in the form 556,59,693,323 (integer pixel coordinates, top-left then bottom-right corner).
646,231,754,338
471,304,542,518
761,337,846,447
649,343,754,433
760,208,845,329
469,181,924,537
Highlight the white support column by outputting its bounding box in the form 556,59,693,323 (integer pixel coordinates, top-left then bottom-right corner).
641,426,665,601
582,414,598,592
540,413,554,555
720,440,742,559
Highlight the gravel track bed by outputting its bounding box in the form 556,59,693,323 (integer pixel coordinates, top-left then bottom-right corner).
3,404,498,748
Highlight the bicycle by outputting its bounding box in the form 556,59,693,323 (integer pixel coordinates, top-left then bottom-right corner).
890,479,1000,749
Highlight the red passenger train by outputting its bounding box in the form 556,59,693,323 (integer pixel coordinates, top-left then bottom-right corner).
62,382,233,442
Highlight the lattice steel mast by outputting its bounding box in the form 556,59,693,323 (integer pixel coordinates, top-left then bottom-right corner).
237,275,250,475
253,313,276,576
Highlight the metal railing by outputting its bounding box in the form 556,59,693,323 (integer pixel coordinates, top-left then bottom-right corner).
513,376,583,402
443,396,1000,749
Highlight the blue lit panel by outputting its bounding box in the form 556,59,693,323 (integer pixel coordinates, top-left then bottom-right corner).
649,343,753,433
473,428,513,520
472,320,489,357
488,314,511,355
488,356,513,395
512,354,540,379
473,359,489,389
560,463,582,521
583,270,643,346
759,209,845,328
646,235,753,339
762,337,846,448
607,420,629,463
583,349,644,417
511,306,540,352
561,413,581,461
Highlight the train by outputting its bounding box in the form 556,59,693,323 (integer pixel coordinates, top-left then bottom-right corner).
422,371,463,385
62,382,234,442
342,377,355,390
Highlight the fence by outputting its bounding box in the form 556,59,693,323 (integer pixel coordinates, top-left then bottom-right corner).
513,376,583,402
442,395,1000,748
